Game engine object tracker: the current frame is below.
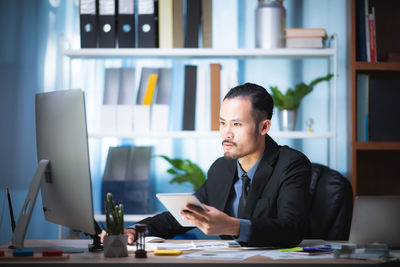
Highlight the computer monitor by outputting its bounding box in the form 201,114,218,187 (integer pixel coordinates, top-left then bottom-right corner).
11,89,100,250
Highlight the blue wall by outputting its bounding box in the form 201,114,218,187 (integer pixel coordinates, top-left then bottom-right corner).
0,0,349,245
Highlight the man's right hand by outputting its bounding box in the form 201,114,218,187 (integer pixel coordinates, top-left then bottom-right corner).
124,228,137,245
99,228,137,245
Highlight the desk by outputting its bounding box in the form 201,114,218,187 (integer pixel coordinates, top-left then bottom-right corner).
1,239,398,266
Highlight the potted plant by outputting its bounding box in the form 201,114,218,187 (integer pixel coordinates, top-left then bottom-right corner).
269,73,333,131
101,193,128,258
158,155,206,191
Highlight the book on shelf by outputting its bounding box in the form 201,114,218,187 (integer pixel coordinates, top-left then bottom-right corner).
285,28,327,38
182,65,197,130
172,0,184,48
210,63,221,131
356,0,379,62
285,27,326,48
368,7,377,62
356,73,369,141
355,0,367,61
184,0,201,48
202,0,213,48
363,0,371,62
286,37,324,48
158,0,173,48
369,75,400,141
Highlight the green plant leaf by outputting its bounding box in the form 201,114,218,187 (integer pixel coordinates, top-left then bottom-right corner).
159,155,206,191
270,73,333,110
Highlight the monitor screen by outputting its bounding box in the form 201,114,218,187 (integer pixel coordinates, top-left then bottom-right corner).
11,89,96,249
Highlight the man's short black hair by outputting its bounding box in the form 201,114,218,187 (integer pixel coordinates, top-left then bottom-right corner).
224,83,274,125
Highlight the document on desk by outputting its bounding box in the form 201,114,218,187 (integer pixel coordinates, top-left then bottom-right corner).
259,249,334,260
128,241,228,252
179,249,262,261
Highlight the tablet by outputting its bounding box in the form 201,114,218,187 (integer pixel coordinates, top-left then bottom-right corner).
155,193,205,227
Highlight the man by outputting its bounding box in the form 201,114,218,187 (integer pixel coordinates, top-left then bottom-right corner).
105,82,311,247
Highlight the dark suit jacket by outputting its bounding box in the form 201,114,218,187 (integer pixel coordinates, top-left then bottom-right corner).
139,135,311,247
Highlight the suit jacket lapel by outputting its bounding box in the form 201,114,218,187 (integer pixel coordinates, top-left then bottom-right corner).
242,135,279,218
213,159,237,212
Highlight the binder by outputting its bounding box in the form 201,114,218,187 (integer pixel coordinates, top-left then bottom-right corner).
138,0,158,48
158,0,173,48
80,0,98,48
118,0,135,48
172,0,184,48
210,64,221,131
369,76,400,141
184,0,201,48
98,0,117,48
202,0,212,48
182,65,197,130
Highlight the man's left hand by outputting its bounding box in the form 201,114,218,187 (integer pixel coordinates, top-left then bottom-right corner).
179,203,240,236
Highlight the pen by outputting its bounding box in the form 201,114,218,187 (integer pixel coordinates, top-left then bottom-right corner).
6,187,16,232
279,247,303,252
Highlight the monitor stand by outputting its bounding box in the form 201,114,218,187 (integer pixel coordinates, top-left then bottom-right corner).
10,159,103,253
11,159,50,249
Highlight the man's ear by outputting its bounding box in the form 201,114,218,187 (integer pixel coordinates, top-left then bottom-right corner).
259,119,271,135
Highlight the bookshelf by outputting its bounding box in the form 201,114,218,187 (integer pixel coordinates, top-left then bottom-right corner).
59,36,338,167
350,0,400,196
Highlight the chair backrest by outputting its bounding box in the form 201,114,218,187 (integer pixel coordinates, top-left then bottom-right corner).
306,163,353,240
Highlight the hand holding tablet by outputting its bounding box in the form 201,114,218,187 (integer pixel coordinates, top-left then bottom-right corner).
156,193,205,227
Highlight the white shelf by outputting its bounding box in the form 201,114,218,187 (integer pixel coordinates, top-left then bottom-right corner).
88,131,335,139
60,34,338,167
63,48,335,59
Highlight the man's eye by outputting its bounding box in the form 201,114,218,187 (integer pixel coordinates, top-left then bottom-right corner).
220,121,225,126
233,122,241,127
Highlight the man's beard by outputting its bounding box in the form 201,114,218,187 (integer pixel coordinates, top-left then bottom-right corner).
222,140,242,160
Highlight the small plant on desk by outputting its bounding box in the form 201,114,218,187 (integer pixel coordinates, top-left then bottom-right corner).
101,193,128,258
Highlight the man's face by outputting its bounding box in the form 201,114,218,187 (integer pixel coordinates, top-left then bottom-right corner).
219,97,261,160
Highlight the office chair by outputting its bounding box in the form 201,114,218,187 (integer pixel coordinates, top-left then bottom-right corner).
306,163,353,240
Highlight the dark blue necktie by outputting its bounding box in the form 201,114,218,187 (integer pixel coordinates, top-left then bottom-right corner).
237,174,250,218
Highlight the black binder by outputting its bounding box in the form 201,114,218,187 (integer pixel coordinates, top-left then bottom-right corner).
138,0,158,48
98,0,117,48
182,65,197,131
80,0,98,48
118,0,135,48
184,0,201,48
369,76,400,141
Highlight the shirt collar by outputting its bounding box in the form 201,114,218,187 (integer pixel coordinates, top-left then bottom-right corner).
236,156,263,181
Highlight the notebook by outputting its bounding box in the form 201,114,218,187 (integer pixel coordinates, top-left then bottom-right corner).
348,195,400,248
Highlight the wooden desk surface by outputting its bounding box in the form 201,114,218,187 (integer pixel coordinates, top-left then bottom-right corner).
0,239,397,266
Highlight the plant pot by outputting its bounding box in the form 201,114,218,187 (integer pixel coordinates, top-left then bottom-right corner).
277,109,298,131
103,234,128,258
